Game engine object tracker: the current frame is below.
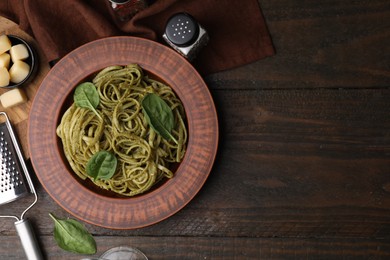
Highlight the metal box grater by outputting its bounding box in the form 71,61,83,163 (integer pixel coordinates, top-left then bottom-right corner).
0,112,43,260
0,121,30,204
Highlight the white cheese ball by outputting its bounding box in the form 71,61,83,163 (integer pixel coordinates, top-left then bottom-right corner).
9,60,30,83
0,35,12,54
0,67,10,87
0,53,11,69
10,43,30,62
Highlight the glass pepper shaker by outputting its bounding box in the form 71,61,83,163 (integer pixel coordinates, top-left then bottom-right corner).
108,0,148,22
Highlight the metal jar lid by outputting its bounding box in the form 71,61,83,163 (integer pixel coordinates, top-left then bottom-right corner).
164,13,200,47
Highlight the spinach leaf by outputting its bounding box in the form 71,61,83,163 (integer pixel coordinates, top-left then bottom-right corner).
74,82,102,120
49,213,96,255
141,93,178,144
86,150,117,181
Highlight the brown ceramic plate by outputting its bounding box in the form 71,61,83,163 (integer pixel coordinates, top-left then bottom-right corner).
28,36,218,229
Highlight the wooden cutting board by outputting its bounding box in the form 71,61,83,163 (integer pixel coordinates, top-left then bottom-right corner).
0,17,50,159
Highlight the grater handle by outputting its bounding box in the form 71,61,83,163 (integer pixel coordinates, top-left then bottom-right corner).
15,218,44,260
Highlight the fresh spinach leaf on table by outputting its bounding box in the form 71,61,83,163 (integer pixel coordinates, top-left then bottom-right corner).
49,213,96,255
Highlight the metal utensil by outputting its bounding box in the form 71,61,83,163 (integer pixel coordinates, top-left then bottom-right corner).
0,111,43,260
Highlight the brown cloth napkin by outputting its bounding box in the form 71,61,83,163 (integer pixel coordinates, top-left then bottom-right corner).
0,0,274,75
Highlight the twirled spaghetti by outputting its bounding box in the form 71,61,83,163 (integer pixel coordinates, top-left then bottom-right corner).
56,64,187,196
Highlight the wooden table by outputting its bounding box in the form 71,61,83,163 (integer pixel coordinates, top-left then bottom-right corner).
1,1,390,259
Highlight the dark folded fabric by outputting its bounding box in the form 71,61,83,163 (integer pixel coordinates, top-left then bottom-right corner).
0,0,274,75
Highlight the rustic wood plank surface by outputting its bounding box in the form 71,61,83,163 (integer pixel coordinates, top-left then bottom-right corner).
1,0,390,259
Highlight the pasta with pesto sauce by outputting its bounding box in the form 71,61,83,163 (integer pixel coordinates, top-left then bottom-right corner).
56,64,187,196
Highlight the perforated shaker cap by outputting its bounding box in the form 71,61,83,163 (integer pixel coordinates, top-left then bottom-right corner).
164,13,200,47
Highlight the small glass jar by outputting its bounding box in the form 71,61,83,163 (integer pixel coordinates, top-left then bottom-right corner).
109,0,148,22
99,246,148,260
